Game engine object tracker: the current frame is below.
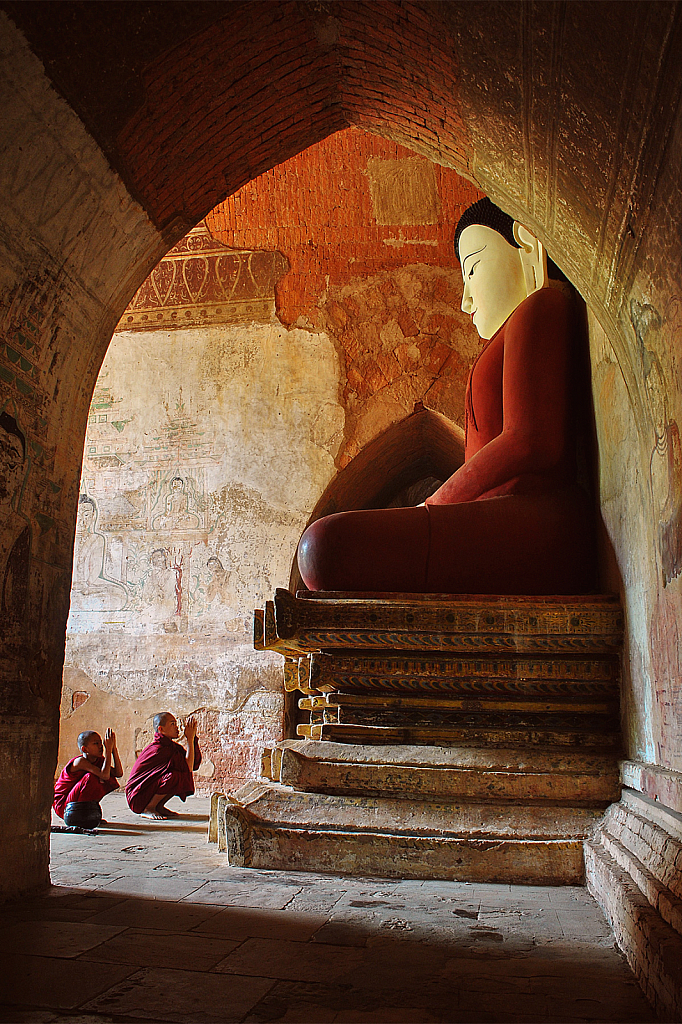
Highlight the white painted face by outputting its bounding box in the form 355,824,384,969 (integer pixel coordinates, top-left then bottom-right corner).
459,224,528,341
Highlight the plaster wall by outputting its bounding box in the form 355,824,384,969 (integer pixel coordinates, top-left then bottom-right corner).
584,100,682,774
61,315,342,793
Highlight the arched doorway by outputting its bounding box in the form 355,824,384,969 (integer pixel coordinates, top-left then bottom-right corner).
0,3,681,913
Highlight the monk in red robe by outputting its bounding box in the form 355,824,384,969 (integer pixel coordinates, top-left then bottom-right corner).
126,713,201,819
53,728,122,829
297,198,595,595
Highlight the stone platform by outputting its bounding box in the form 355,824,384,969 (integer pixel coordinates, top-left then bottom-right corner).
214,591,623,884
585,764,682,1020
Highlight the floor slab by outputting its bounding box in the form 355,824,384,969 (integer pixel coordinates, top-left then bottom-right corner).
0,792,658,1023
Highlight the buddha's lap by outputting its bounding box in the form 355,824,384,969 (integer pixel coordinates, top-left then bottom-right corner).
297,486,595,595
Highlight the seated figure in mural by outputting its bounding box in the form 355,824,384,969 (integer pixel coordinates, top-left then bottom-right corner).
152,476,201,531
70,495,127,611
126,712,201,819
53,728,122,829
297,198,595,595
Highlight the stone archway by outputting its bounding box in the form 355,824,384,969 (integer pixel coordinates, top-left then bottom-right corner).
0,4,681,937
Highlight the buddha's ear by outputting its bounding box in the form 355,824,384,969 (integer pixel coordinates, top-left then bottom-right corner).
513,222,548,295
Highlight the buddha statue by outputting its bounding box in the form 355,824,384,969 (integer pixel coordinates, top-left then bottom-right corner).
297,198,596,595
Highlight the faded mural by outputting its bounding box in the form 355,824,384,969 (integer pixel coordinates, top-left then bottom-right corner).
62,223,344,791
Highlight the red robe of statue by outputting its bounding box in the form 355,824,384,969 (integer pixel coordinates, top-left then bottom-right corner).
297,287,595,595
53,757,119,819
125,731,202,814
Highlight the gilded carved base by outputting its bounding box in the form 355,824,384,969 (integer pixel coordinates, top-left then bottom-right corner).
257,589,622,749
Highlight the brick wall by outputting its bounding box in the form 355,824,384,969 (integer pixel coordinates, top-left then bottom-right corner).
207,127,482,466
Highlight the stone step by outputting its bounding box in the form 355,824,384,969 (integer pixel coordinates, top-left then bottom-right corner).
308,651,620,696
231,779,606,836
296,722,622,748
300,692,618,733
266,738,619,774
219,793,587,885
305,711,617,731
272,740,620,805
597,797,682,904
585,835,682,1020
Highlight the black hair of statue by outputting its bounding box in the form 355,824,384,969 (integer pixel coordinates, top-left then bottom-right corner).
77,730,99,749
0,410,26,459
454,197,521,260
153,712,171,731
79,494,96,507
455,198,570,283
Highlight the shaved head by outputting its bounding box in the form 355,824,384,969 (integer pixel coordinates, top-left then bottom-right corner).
77,730,99,749
153,712,172,731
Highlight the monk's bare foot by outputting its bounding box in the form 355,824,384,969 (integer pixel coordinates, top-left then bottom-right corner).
141,810,168,820
158,807,179,818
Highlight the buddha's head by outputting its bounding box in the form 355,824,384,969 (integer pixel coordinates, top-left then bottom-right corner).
151,548,167,570
455,198,547,340
77,494,97,532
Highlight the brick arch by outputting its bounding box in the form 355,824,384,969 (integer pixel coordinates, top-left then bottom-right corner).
111,2,469,235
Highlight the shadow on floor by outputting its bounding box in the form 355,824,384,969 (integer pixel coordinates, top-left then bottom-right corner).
0,793,657,1024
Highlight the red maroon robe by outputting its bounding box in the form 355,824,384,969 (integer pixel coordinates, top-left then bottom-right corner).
125,731,201,814
297,288,595,595
53,757,119,819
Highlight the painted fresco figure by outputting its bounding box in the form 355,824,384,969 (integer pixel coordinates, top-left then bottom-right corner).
70,495,127,611
297,199,596,595
205,555,232,605
0,411,30,625
152,476,200,531
140,547,177,621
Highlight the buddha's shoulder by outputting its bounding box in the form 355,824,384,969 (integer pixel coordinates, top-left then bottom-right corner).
503,286,573,337
512,285,573,324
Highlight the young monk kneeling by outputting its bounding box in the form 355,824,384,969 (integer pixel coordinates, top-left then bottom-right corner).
126,713,201,819
53,728,122,829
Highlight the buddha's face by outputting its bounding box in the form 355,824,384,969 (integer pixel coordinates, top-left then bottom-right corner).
459,224,527,341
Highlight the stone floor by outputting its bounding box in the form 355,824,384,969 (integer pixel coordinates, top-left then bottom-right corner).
0,793,656,1024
